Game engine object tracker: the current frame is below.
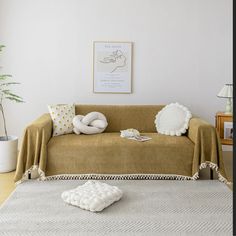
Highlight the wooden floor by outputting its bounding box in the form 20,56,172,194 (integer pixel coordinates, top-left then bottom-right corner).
0,151,233,206
0,171,16,205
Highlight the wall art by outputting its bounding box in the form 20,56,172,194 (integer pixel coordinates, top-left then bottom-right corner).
93,41,132,93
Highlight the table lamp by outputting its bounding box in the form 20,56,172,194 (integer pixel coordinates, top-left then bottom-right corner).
217,84,233,114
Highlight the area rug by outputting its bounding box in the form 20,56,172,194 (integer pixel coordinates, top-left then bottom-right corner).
0,180,232,236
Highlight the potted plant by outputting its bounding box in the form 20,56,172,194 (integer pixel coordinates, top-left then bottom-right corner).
0,45,24,172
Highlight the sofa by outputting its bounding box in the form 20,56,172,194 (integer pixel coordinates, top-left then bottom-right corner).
14,104,228,184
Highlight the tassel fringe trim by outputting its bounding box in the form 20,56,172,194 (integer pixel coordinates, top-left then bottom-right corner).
192,161,231,185
15,165,39,185
41,173,193,181
15,161,232,185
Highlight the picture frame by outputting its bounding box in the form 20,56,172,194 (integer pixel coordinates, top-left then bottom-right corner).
93,41,132,94
224,121,233,140
215,112,233,145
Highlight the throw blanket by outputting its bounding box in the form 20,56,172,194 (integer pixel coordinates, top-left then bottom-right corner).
73,112,108,135
14,110,230,185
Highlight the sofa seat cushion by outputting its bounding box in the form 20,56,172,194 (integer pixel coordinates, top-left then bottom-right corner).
46,133,194,177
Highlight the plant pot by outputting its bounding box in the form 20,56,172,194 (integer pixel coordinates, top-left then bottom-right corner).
0,136,18,173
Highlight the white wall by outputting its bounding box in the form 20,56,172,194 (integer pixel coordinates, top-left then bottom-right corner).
0,0,233,140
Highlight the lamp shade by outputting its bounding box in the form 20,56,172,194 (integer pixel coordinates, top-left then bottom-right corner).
217,84,233,98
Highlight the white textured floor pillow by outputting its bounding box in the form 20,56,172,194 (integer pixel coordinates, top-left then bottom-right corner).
73,112,108,135
155,102,192,136
61,181,123,212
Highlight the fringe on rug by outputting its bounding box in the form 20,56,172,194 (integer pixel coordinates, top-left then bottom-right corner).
15,161,232,185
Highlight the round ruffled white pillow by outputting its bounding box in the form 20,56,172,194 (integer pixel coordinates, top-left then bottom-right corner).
155,103,192,136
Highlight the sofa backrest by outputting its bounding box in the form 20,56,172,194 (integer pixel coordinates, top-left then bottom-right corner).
75,104,164,132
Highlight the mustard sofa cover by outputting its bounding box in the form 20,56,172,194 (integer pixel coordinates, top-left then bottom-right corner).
14,105,229,184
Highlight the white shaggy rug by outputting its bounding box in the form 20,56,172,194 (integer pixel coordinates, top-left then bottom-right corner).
0,180,232,236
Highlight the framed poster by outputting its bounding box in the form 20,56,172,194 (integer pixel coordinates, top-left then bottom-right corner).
224,121,233,140
93,41,132,93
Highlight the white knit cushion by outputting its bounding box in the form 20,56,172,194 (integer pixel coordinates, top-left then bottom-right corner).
155,102,192,136
48,104,75,136
61,181,123,212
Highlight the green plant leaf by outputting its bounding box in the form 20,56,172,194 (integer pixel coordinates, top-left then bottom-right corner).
0,82,20,87
0,45,5,52
4,91,23,99
0,75,12,80
0,89,10,94
5,96,24,103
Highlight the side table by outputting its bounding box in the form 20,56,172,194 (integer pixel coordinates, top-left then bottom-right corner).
214,112,233,179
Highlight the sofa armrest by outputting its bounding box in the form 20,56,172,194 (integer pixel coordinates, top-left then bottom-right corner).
187,117,214,144
14,114,52,183
187,117,228,183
